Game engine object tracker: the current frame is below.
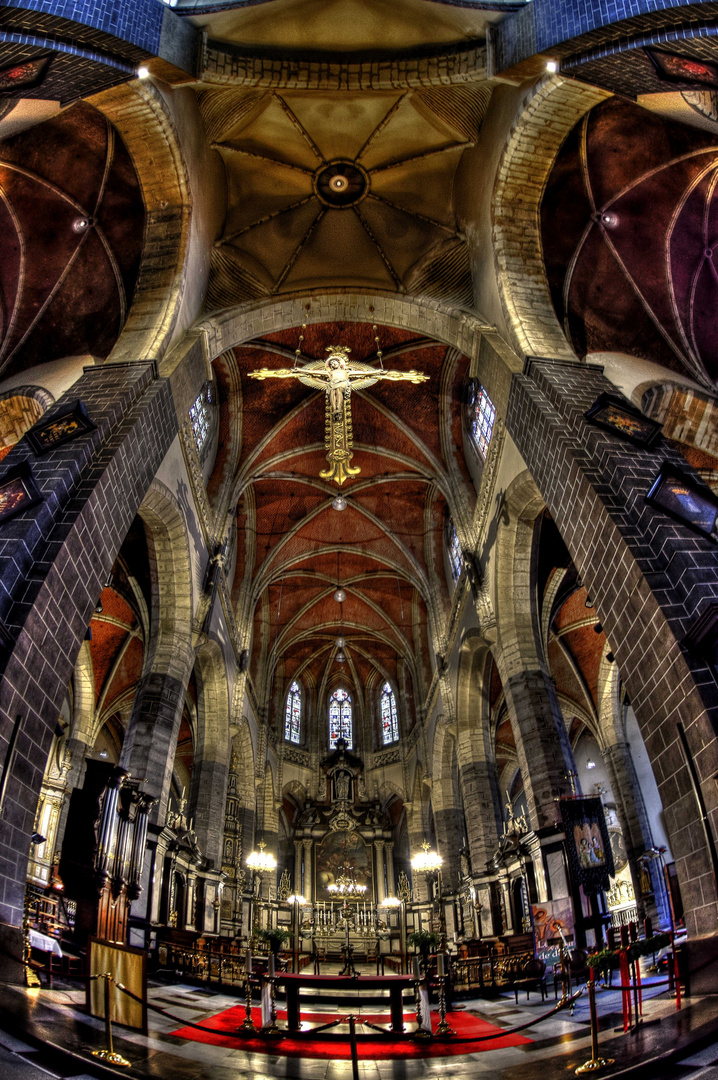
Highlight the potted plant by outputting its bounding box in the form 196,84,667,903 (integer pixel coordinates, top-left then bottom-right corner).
257,927,292,954
407,929,440,972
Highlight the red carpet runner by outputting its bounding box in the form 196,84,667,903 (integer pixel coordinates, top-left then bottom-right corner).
171,1005,532,1059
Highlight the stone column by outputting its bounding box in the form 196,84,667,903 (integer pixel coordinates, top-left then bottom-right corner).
294,840,303,896
507,357,718,936
385,841,396,897
189,757,229,868
302,839,314,904
497,660,575,830
120,656,194,829
459,758,503,870
374,840,386,904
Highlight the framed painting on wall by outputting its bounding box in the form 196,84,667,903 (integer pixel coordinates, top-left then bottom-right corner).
25,399,96,456
646,463,718,541
584,392,662,448
0,462,42,523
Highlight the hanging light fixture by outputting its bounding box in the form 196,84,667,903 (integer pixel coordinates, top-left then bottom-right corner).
246,838,277,873
411,840,443,874
334,549,346,602
336,649,346,663
327,862,368,895
332,495,347,511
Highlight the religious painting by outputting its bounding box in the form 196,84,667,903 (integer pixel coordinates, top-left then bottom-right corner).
646,464,718,541
646,48,718,91
316,830,372,899
0,56,52,96
25,399,96,456
584,392,662,448
560,797,614,894
0,462,42,523
532,899,574,966
608,828,628,874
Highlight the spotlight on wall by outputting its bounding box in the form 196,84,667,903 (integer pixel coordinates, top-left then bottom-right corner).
600,212,619,229
137,66,150,79
546,60,558,73
332,495,347,511
99,749,109,759
586,759,596,770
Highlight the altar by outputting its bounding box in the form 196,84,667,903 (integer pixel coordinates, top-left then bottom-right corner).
279,972,414,1033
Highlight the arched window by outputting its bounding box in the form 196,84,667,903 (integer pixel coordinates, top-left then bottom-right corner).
466,381,496,459
381,682,399,745
447,519,463,584
284,681,302,744
329,688,352,749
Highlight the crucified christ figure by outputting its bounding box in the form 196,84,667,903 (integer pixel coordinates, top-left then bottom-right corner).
248,345,428,485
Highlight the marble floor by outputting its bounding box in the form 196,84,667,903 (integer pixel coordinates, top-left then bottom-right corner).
1,967,717,1080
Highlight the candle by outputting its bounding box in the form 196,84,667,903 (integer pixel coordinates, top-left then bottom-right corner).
437,953,445,977
413,956,421,980
269,953,275,977
246,950,252,974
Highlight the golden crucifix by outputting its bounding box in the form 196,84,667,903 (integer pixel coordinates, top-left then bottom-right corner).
248,346,429,485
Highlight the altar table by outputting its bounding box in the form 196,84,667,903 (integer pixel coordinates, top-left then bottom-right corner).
278,973,414,1032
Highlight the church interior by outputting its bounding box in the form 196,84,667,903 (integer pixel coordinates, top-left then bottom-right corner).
0,0,718,1075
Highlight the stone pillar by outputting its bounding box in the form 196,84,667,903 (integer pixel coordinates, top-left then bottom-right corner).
459,759,503,871
498,662,575,829
0,363,176,971
294,840,303,896
186,871,197,931
189,758,229,868
385,841,396,897
302,839,314,904
507,357,718,936
374,840,386,904
120,657,194,829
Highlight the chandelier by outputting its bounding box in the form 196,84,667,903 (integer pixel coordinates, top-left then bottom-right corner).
411,840,443,874
246,839,277,873
327,862,367,895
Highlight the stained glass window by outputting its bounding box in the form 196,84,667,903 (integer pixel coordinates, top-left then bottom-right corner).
467,382,496,459
284,681,301,744
447,519,463,583
329,688,352,749
381,682,399,745
189,382,213,455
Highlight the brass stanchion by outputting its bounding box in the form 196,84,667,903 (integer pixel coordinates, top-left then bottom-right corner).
347,1015,360,1080
576,976,614,1076
91,973,131,1068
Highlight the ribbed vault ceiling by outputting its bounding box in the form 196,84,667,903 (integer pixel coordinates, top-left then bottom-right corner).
230,321,473,739
202,83,491,309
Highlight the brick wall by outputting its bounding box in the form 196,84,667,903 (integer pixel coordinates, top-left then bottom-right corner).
0,361,177,964
506,358,718,935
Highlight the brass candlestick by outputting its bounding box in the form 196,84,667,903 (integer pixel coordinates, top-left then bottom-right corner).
242,955,255,1030
436,966,455,1038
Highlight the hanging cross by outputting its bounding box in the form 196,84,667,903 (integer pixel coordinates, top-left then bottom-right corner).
248,343,428,485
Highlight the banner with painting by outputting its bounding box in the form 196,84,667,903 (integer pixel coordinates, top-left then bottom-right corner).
560,796,615,893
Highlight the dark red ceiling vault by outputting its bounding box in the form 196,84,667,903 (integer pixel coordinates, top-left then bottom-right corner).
229,322,471,738
541,97,718,388
0,101,145,378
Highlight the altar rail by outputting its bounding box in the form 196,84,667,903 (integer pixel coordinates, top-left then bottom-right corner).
156,941,312,987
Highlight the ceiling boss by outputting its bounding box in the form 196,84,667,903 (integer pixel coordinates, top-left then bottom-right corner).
248,326,429,485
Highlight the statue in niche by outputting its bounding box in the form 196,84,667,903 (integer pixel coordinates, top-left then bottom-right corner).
460,848,471,880
357,775,367,801
333,770,352,803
